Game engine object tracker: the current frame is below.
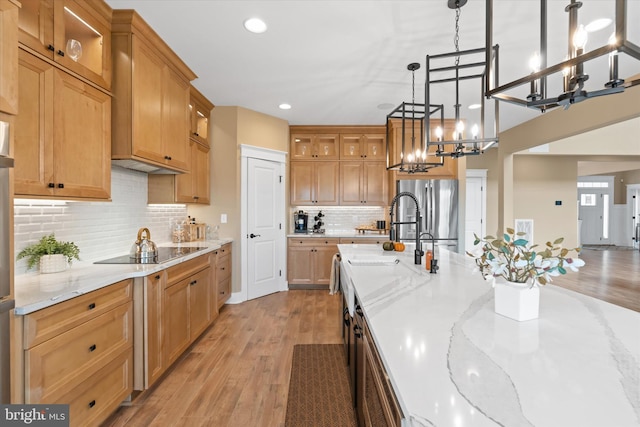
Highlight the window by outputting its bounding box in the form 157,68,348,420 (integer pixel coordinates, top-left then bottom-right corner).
577,182,609,188
580,194,596,206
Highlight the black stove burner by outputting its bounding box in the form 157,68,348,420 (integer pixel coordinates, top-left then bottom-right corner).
94,246,207,264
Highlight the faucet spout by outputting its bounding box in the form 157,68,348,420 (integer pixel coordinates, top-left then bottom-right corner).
389,191,423,265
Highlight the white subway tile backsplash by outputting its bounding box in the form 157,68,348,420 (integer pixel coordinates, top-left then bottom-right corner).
292,206,388,234
14,166,188,274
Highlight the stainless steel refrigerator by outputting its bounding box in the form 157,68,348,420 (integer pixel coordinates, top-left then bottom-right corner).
394,179,459,252
1,121,14,404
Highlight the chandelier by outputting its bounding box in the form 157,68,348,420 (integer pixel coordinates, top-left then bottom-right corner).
485,0,640,110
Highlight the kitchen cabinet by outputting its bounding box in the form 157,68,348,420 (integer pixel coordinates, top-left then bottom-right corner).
14,50,111,200
0,0,19,115
287,238,339,287
290,161,339,206
340,161,388,206
22,279,133,427
387,118,458,180
111,10,196,173
147,140,211,204
214,243,232,308
139,252,216,390
340,134,385,160
189,85,214,147
291,133,339,160
17,0,112,90
339,238,386,245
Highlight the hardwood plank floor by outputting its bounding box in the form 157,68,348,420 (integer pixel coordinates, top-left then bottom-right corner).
103,247,639,426
102,290,342,427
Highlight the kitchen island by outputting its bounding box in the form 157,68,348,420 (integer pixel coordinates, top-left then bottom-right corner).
338,243,640,427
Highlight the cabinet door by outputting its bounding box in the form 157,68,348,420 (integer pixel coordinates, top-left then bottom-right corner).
162,65,190,171
145,272,165,388
313,134,339,159
340,161,363,205
193,142,210,204
290,161,314,205
17,0,55,60
313,244,339,286
164,279,190,366
363,134,385,160
131,37,165,165
363,162,388,206
0,0,19,115
340,134,363,159
290,134,314,160
314,161,339,205
189,268,211,340
287,245,314,285
15,51,55,197
189,96,211,148
53,66,110,199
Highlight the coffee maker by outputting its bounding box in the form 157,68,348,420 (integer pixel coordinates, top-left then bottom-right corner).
294,210,308,233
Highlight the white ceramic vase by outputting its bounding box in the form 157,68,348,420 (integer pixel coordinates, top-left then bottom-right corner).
39,254,69,274
494,279,539,321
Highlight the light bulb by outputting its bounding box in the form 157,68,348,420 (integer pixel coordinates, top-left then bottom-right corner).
471,124,479,139
456,121,465,139
529,52,541,73
573,24,588,50
415,149,421,160
421,150,427,160
407,153,414,163
608,33,617,46
435,126,443,140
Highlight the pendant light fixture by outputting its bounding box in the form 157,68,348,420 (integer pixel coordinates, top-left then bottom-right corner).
485,0,640,110
423,0,500,158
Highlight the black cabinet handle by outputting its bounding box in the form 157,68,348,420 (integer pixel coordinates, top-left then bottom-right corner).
57,49,65,57
48,183,55,188
194,132,199,136
47,44,55,51
164,155,172,160
88,400,96,408
356,306,363,317
89,344,97,352
155,274,160,279
354,325,362,338
190,280,197,286
57,183,64,188
88,303,96,310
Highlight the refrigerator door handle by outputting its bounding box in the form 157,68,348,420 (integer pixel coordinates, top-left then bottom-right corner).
0,298,15,313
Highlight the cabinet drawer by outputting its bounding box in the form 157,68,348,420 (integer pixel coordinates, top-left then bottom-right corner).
25,302,132,403
60,349,132,427
217,276,231,309
217,243,231,257
217,254,231,281
166,253,211,287
288,237,340,247
24,279,132,348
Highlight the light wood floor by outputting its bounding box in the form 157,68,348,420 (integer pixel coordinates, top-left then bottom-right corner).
103,247,638,426
102,290,342,427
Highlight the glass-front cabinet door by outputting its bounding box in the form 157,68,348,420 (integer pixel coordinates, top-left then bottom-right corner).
18,0,111,90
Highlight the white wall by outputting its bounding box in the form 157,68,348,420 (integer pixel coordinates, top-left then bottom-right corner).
14,166,188,274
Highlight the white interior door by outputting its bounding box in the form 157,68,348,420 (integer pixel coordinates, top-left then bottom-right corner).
579,190,610,245
465,171,486,252
247,157,282,300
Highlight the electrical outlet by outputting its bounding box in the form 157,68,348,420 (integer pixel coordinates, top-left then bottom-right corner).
221,213,228,223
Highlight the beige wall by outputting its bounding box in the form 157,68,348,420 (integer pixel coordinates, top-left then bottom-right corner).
189,106,289,294
467,149,500,236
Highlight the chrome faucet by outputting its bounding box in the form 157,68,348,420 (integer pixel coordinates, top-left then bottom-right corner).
389,191,423,265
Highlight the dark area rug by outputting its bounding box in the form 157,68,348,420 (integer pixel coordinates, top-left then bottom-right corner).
285,344,357,427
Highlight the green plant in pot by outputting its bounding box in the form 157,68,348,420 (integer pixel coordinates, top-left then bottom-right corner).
17,234,80,273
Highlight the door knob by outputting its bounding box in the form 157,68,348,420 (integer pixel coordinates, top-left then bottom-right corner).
249,233,261,238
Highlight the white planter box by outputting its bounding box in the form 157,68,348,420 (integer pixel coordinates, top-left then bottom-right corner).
39,254,69,274
494,280,539,321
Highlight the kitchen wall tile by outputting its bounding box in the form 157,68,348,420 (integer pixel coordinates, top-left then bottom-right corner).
14,166,188,274
291,206,387,234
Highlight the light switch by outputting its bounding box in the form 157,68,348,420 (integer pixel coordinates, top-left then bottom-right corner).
221,213,228,223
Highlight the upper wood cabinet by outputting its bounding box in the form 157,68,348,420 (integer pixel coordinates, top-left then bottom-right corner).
340,161,388,206
0,0,19,115
340,134,385,160
290,161,339,206
291,134,339,160
189,85,214,147
111,10,196,173
14,50,111,200
17,0,112,90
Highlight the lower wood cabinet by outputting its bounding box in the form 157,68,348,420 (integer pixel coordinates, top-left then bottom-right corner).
22,279,133,427
287,238,339,287
214,243,232,308
339,237,387,245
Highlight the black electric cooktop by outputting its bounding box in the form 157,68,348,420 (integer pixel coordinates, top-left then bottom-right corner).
94,246,207,264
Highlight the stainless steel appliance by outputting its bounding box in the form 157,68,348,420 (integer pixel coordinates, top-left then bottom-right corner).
294,210,308,233
394,179,459,252
1,122,14,403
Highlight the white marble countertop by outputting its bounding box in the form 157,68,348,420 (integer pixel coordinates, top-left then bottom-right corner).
14,239,233,315
287,231,389,239
338,243,640,427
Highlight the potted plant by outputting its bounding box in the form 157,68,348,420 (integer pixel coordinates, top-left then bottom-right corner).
17,234,80,273
467,228,585,321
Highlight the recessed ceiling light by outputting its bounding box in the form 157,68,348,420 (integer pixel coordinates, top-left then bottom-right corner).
468,104,481,110
585,18,612,33
279,103,292,110
243,17,267,34
377,103,395,110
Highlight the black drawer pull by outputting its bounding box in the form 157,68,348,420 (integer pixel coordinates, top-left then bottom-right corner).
57,183,64,188
89,344,97,352
88,400,96,408
155,275,160,279
88,303,96,310
190,280,197,286
47,44,55,51
48,182,55,188
57,49,65,57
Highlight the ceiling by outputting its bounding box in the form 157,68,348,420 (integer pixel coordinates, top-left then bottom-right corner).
104,0,640,132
